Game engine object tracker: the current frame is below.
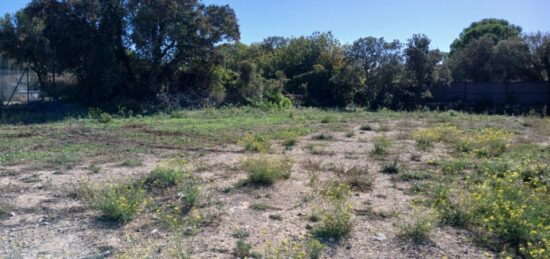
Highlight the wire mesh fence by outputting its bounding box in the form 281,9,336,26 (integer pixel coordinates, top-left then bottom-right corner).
0,54,41,105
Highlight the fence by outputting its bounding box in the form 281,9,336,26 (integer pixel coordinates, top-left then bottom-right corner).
430,82,550,106
0,55,40,105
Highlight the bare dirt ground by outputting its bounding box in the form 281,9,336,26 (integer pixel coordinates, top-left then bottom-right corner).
0,118,498,259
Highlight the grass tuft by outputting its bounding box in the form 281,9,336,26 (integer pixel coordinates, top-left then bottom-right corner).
241,157,292,186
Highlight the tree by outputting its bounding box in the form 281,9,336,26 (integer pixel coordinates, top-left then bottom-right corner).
128,0,240,94
450,18,522,55
524,32,550,81
404,34,442,87
449,35,494,82
346,37,401,82
490,38,536,82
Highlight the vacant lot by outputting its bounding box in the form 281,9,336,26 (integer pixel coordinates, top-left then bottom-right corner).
1,108,549,258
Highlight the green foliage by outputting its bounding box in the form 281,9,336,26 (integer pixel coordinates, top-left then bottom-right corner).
144,167,183,191
241,157,292,186
312,183,353,241
235,240,254,258
83,183,145,222
371,136,391,156
450,18,522,54
89,108,112,123
240,134,272,153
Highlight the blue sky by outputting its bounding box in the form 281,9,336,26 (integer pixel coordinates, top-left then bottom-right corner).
2,0,549,51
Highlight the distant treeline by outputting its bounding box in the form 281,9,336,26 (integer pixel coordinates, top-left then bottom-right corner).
0,1,549,110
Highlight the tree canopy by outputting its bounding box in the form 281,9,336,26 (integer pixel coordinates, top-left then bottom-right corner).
0,7,548,110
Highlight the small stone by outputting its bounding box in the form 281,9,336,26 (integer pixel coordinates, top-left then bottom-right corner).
373,233,387,241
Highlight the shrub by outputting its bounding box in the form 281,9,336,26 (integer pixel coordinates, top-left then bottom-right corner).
242,157,292,186
381,159,399,174
144,167,183,191
240,134,271,153
371,136,391,156
89,108,112,123
84,183,145,222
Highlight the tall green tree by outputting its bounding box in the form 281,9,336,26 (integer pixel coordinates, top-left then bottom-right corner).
450,18,522,55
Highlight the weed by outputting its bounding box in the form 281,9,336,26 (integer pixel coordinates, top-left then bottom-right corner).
306,239,324,259
371,136,391,156
0,201,14,219
235,240,255,258
320,116,332,123
241,157,292,186
360,124,373,131
398,171,432,181
240,134,271,153
312,183,353,241
144,167,183,191
177,180,199,212
381,159,400,174
345,131,355,138
398,212,434,243
312,133,333,141
232,228,250,239
268,214,283,221
83,183,145,222
118,159,143,168
89,164,102,174
250,203,281,211
89,108,112,123
337,165,373,191
283,138,297,150
377,124,390,132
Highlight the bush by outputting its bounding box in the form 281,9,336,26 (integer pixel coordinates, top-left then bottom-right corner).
84,183,145,222
242,157,293,186
144,167,183,191
240,134,272,153
89,108,112,123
